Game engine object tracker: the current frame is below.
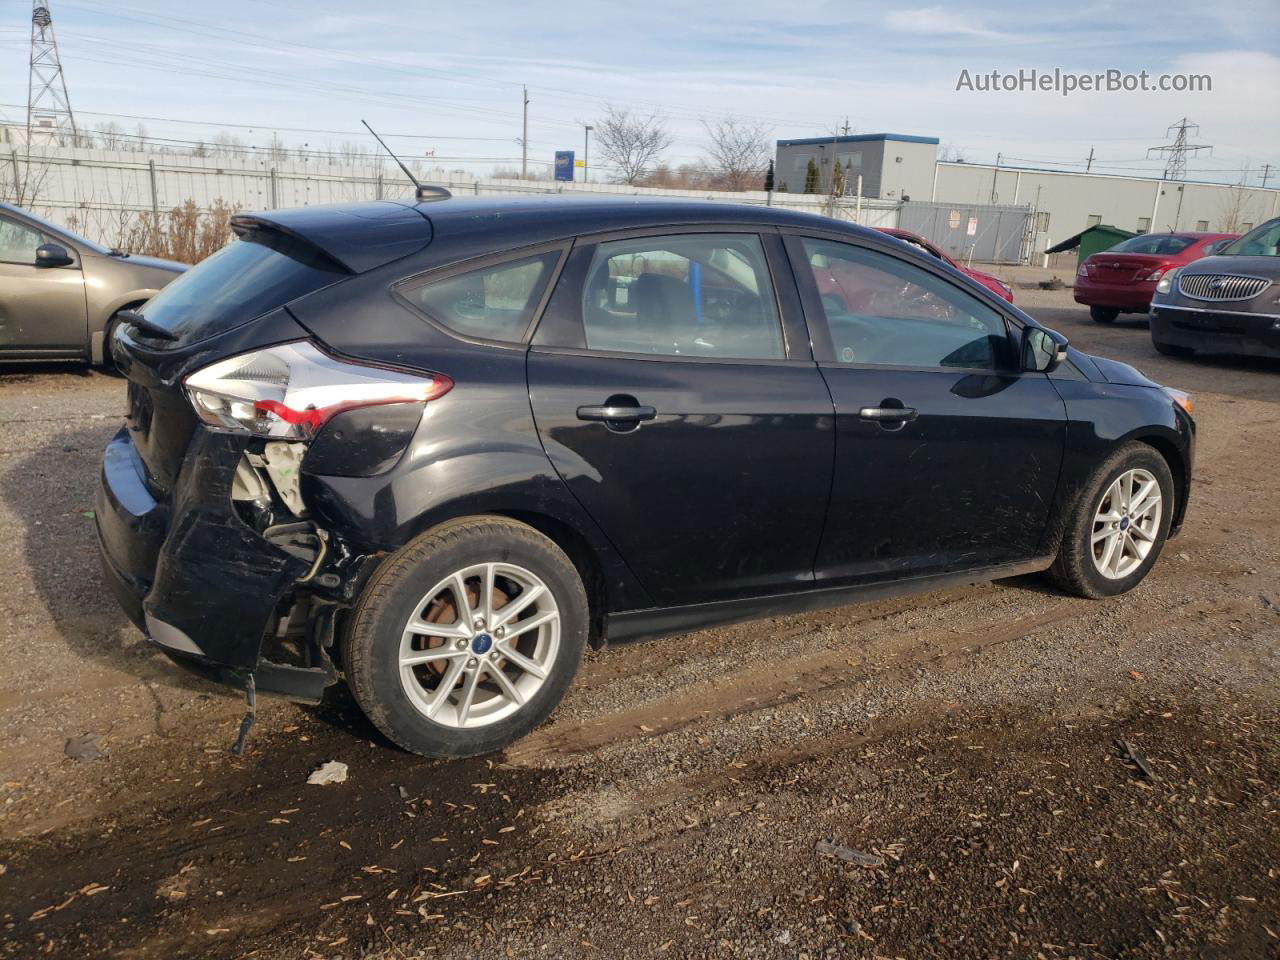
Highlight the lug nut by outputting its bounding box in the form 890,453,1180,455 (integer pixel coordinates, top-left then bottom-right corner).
473,617,486,630
455,639,467,649
494,626,505,638
467,658,478,668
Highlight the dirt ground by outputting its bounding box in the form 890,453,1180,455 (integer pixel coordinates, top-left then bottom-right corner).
1,278,1278,960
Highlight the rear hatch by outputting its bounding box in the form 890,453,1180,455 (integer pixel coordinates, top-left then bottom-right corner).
1086,253,1168,285
118,228,351,497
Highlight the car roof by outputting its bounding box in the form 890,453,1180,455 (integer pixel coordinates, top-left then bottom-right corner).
237,195,877,273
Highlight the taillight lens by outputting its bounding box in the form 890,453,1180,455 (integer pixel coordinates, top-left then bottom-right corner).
184,340,452,440
1140,266,1170,282
1077,263,1091,278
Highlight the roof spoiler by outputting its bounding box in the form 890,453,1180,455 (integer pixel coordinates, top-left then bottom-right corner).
229,202,434,273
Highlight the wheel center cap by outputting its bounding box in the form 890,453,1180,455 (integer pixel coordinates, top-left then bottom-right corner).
471,633,493,655
1119,517,1130,530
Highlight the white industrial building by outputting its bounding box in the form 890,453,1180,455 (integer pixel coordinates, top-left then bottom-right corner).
774,134,1280,252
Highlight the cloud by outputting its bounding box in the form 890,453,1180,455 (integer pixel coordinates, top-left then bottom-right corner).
884,6,1013,40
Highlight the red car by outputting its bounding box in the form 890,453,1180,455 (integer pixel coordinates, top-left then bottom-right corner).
1074,231,1236,323
876,227,1014,302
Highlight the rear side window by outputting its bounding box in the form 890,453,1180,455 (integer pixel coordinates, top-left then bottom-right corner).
400,252,560,342
140,232,346,342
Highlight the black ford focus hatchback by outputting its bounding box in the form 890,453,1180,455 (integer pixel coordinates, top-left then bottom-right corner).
97,195,1195,757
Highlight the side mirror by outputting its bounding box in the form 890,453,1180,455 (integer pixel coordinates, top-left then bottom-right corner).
1022,325,1069,373
35,242,74,268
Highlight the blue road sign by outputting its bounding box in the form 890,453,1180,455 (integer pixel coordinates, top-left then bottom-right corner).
554,150,575,182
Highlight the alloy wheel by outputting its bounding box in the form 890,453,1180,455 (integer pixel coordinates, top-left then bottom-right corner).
1090,468,1162,580
398,562,560,728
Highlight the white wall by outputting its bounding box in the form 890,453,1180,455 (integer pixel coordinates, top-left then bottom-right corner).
1,143,901,249
933,161,1280,248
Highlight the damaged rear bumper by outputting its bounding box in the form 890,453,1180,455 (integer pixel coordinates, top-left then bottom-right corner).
95,425,336,701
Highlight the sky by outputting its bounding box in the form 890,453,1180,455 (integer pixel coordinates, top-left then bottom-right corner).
1,0,1278,185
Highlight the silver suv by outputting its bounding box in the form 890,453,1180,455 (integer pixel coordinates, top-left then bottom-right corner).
0,202,186,365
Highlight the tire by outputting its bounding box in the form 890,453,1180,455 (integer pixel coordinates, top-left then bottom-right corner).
343,516,588,758
1153,339,1193,358
1048,442,1174,599
1090,306,1119,324
100,314,122,370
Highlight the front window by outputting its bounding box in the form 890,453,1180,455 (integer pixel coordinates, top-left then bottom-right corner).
0,216,42,264
799,237,1012,370
1222,219,1280,257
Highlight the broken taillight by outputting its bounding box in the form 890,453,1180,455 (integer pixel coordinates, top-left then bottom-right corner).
183,340,452,440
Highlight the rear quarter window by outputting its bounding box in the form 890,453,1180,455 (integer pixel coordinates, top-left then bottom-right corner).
139,231,346,342
397,252,561,343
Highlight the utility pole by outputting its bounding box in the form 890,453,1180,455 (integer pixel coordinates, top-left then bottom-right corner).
1085,145,1094,172
1261,163,1273,189
1147,118,1211,181
840,117,851,136
990,152,1001,203
27,1,78,146
521,84,529,180
583,124,592,184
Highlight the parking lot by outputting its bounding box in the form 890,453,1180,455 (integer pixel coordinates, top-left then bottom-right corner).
1,281,1277,959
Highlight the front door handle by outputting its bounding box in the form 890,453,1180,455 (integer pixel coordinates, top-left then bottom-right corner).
576,404,658,423
858,406,918,422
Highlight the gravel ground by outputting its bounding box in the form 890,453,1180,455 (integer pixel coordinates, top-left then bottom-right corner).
0,282,1277,959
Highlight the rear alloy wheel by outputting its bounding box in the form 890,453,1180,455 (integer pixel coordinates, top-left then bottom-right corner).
343,517,587,757
1049,443,1174,599
1090,306,1119,324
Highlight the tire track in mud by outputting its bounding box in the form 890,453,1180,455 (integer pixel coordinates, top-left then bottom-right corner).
508,600,1079,764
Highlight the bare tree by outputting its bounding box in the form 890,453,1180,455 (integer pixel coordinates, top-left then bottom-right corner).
700,118,771,192
937,142,967,163
94,121,126,150
212,131,248,158
1219,184,1257,233
594,104,673,185
336,140,363,166
266,133,290,164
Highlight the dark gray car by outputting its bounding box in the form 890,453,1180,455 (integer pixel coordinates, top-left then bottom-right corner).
0,202,186,365
1150,217,1280,359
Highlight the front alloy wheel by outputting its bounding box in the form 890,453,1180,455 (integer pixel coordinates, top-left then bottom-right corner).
1090,468,1162,580
1048,442,1174,599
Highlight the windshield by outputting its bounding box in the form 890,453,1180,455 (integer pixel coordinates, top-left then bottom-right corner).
1109,234,1195,255
138,231,347,342
3,204,110,254
1222,219,1280,257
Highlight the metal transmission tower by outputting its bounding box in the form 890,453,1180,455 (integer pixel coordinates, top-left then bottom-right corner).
1147,118,1211,180
27,2,79,146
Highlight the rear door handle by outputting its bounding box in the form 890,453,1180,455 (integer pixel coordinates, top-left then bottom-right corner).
576,404,658,423
858,406,918,422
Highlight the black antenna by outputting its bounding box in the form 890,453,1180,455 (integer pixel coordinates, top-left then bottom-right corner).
361,119,451,202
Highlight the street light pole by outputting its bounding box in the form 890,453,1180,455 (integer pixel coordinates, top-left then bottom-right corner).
583,124,593,184
521,84,529,180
